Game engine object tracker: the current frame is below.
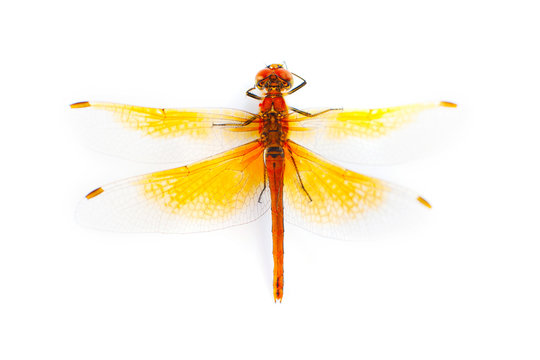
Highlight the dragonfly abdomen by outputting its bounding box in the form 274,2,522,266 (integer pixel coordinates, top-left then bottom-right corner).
265,145,285,302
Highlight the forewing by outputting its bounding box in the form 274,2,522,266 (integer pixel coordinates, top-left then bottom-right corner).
287,102,457,164
76,141,269,233
71,101,260,163
283,141,431,240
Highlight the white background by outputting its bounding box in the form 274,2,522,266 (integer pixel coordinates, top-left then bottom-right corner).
1,0,539,359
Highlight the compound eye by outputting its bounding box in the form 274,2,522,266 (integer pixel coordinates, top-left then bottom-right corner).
255,69,272,83
275,68,293,83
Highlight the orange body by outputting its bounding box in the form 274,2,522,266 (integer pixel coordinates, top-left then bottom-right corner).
256,64,294,301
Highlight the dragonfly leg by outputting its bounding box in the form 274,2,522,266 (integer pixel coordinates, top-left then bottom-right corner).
289,107,341,117
241,115,259,126
246,87,263,100
258,167,267,203
287,147,312,202
212,114,259,128
285,72,307,95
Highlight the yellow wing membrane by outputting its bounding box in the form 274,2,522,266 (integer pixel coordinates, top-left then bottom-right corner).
287,102,457,164
283,141,431,240
76,141,270,233
71,101,260,163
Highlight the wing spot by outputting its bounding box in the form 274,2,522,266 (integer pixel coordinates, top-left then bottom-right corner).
417,196,432,208
70,101,91,109
86,187,104,199
440,101,457,108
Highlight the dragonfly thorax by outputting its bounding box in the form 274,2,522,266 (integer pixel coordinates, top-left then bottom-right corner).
259,110,288,148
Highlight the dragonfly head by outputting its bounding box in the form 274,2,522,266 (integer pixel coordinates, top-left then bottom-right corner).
255,64,293,92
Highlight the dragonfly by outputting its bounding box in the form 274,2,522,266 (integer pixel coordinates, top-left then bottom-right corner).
71,64,456,302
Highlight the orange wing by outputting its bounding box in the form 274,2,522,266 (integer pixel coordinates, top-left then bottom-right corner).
287,102,457,164
71,101,260,163
283,141,431,240
76,141,269,233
